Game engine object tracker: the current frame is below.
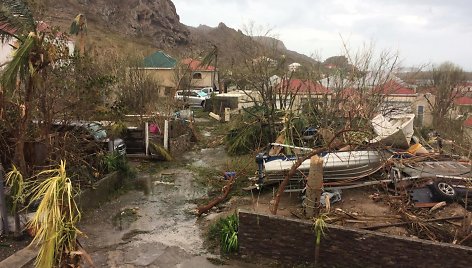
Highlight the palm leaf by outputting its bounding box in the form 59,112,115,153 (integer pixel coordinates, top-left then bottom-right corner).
27,160,83,268
0,0,35,41
70,14,86,35
0,32,36,90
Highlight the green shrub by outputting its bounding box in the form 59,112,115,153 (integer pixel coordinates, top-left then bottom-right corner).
103,152,132,176
209,213,239,254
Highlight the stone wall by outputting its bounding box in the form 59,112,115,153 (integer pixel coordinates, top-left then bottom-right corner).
238,210,472,268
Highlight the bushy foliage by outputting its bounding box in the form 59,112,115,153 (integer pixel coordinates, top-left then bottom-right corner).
208,213,239,254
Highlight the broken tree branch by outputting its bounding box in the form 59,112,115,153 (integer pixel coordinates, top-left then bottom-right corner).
196,175,236,217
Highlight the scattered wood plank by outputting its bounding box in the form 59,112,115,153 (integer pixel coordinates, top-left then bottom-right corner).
209,112,221,121
413,202,442,208
362,215,465,230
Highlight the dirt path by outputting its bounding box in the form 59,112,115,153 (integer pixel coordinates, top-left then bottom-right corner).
78,144,261,268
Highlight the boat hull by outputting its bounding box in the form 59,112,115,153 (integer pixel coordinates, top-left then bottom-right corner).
264,150,390,181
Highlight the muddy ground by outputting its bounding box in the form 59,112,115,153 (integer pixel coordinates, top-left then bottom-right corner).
6,114,470,267
74,116,305,267
0,234,31,262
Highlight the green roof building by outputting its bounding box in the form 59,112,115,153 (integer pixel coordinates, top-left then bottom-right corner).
143,51,176,68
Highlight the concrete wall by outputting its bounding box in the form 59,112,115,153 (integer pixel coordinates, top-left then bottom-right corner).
75,171,121,211
413,93,434,128
1,42,12,67
190,71,217,88
142,68,175,88
238,210,472,268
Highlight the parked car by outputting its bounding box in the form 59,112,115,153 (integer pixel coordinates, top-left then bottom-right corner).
175,90,209,107
51,121,126,156
199,86,219,95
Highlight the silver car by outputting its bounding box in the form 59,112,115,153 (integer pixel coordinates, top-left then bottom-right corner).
175,90,209,107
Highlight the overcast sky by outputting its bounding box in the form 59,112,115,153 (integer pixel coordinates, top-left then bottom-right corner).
173,0,472,71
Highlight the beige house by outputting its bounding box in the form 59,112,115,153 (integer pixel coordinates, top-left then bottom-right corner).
138,51,218,97
277,79,332,112
181,58,218,89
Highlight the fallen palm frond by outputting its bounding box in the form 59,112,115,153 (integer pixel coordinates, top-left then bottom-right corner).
226,122,270,155
27,160,90,268
149,142,173,161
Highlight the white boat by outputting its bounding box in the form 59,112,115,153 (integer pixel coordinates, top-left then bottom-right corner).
263,149,390,181
369,113,415,149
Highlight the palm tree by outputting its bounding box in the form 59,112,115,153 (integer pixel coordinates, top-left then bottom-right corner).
69,13,87,55
28,160,92,267
0,0,54,175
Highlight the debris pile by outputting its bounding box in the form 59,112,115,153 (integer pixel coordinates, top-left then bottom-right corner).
249,113,472,245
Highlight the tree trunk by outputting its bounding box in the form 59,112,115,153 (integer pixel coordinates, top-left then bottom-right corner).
14,78,33,176
0,166,9,234
305,156,323,218
270,130,346,215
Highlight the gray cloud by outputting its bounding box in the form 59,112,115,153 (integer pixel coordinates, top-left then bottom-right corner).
173,0,472,70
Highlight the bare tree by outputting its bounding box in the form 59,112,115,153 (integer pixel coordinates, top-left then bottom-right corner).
425,62,466,129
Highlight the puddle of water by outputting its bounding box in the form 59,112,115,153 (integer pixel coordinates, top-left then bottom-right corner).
122,229,150,241
112,208,140,230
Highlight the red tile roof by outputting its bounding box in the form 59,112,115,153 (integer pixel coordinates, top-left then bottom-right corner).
181,58,215,71
0,23,17,35
279,79,330,94
375,81,416,95
463,117,472,127
454,96,472,105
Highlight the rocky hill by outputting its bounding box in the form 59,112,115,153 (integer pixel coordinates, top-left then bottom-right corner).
44,0,318,67
46,0,189,46
187,23,319,68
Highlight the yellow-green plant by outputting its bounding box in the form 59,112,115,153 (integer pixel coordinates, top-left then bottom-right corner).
313,213,329,268
5,165,26,236
27,160,89,268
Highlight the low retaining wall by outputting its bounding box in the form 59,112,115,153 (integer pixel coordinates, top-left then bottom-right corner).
75,171,121,211
238,210,472,268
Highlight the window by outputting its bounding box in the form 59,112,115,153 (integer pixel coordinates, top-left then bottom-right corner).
192,73,202,79
417,105,424,127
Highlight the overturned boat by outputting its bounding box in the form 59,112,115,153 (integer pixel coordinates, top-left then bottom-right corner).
256,143,392,191
369,113,415,149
